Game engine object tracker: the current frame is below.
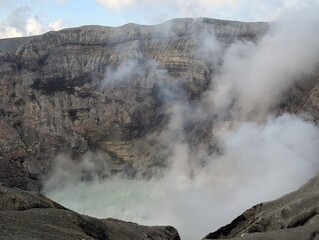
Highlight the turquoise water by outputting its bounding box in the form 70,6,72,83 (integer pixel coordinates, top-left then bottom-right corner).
44,177,222,240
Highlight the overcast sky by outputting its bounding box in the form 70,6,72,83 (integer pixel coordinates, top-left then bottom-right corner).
0,0,318,39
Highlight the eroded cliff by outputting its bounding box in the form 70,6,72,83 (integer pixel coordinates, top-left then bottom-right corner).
0,18,270,190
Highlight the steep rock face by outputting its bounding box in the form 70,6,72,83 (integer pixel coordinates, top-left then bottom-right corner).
203,174,319,240
279,81,319,121
0,18,269,190
0,185,180,240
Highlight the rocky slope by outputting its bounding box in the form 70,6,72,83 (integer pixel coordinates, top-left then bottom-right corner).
203,174,319,240
0,185,180,240
0,18,270,190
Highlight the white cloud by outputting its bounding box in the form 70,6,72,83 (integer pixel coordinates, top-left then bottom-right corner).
96,0,136,9
0,6,66,39
26,17,49,35
49,19,64,31
0,25,23,38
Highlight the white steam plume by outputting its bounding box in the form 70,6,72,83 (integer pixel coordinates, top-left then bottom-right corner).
44,115,319,239
43,4,319,240
207,6,319,120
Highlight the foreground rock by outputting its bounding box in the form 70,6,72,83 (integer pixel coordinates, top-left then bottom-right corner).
203,173,319,240
0,185,180,240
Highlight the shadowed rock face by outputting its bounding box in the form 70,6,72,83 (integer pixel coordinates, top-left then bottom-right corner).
0,18,270,190
0,185,180,240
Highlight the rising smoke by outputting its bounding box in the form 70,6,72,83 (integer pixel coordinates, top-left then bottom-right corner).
43,3,319,240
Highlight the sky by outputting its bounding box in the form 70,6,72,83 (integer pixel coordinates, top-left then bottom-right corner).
0,0,317,39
